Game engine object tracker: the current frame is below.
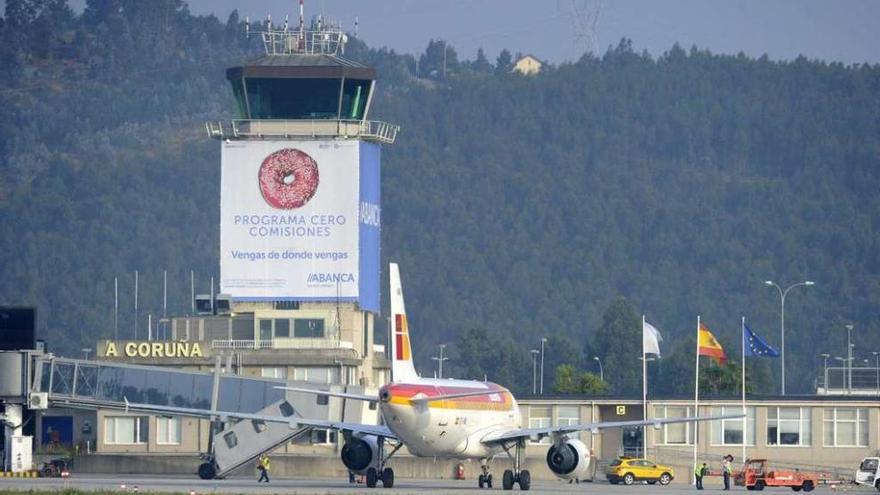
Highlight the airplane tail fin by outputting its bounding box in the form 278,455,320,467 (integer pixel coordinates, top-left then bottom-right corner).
389,263,419,382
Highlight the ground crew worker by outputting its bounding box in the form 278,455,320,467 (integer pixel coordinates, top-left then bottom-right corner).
695,462,707,490
257,454,270,483
722,455,733,490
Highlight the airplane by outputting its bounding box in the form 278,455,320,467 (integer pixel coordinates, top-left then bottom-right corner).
124,263,743,491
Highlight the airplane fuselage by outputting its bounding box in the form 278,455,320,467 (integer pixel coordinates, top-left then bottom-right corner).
379,378,521,458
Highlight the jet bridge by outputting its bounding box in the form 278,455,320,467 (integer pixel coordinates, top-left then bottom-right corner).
24,353,365,479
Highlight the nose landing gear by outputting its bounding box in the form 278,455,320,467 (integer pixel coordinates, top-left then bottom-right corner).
478,458,493,488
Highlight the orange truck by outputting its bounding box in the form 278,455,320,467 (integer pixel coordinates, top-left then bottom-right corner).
734,459,817,492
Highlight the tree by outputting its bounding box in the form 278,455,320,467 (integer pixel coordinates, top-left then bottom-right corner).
419,39,458,80
495,49,512,75
471,47,492,74
590,298,641,394
700,360,746,395
552,364,609,394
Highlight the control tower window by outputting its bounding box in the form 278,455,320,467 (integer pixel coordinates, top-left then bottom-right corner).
341,79,371,120
246,78,341,119
230,78,247,119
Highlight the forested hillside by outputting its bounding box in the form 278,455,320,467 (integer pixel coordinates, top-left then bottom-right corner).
1,0,878,395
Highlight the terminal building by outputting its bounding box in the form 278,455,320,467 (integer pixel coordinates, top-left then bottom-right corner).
3,8,878,482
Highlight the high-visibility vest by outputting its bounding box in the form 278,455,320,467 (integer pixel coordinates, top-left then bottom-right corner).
695,465,702,476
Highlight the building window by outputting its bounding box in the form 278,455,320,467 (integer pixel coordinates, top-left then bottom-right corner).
767,407,811,446
310,428,338,445
557,406,580,440
104,416,148,445
261,367,287,379
710,407,755,446
528,406,552,444
823,408,869,447
156,416,181,445
259,319,272,340
274,301,299,310
294,318,325,338
654,406,692,445
274,319,290,338
293,367,340,384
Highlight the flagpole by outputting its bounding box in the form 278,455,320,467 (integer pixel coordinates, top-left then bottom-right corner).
642,314,648,457
693,315,700,484
742,316,747,465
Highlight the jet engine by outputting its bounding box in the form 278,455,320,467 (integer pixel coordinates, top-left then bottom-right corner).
546,438,592,481
340,436,379,473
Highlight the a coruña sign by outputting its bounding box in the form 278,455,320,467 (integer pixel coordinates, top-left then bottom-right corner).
103,340,204,359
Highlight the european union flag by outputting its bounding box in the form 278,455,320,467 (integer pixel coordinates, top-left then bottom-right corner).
744,324,780,357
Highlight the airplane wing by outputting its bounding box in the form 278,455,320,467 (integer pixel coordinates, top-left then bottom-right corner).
409,390,507,406
122,398,397,440
274,386,379,402
480,414,744,445
275,386,498,406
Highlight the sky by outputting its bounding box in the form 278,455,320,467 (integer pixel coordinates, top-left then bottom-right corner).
177,0,880,65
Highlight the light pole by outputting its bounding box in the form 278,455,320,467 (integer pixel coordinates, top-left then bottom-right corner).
431,344,448,379
530,350,540,394
820,353,830,390
81,348,92,360
540,338,548,395
593,356,604,382
873,351,879,392
846,324,854,393
765,280,814,395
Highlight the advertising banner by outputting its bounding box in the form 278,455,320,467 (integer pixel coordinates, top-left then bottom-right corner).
221,140,378,310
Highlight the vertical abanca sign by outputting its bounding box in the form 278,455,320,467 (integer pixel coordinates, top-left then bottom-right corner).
220,140,380,312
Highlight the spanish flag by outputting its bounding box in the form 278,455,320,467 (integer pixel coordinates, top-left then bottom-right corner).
698,323,726,364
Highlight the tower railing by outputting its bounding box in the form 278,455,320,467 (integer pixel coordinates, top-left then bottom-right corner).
260,28,346,56
205,119,399,144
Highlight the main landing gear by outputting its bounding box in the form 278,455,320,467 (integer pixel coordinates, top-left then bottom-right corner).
366,436,402,489
501,439,531,491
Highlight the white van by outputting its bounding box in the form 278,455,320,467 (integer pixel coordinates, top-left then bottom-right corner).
856,457,879,490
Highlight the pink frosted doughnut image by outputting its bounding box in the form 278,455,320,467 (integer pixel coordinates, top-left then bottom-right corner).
258,148,320,209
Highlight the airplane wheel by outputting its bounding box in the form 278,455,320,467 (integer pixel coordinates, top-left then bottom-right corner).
366,467,378,488
518,470,531,491
487,474,493,488
382,467,394,488
197,462,216,480
502,470,514,490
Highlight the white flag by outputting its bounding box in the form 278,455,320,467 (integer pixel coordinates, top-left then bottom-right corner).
643,321,663,357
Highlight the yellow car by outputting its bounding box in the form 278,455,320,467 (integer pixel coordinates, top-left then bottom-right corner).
605,457,675,486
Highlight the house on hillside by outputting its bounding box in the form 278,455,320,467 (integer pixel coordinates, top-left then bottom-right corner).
513,54,543,75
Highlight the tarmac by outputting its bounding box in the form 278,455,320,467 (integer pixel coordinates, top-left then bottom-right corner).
0,475,864,494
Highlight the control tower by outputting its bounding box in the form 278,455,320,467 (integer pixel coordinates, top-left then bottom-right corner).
196,11,398,387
